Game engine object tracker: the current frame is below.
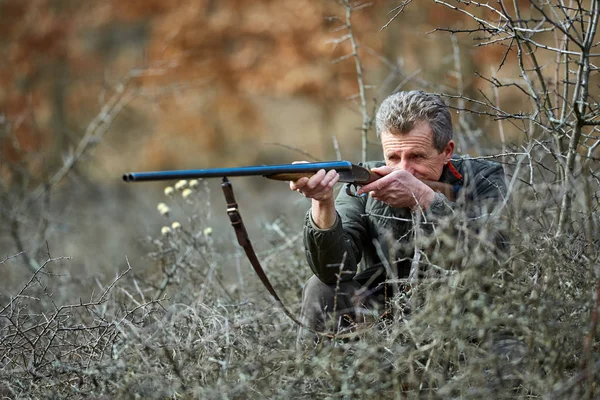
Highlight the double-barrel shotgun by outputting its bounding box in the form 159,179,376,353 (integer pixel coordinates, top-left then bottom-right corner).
122,160,456,201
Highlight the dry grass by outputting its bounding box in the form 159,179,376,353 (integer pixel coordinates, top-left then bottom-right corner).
1,175,598,400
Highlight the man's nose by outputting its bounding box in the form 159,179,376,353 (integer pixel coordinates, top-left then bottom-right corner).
399,159,414,175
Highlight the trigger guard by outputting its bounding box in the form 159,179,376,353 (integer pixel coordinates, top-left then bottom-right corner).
345,183,355,197
345,183,367,198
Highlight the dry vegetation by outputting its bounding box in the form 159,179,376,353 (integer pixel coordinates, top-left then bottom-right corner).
1,1,599,399
0,172,597,399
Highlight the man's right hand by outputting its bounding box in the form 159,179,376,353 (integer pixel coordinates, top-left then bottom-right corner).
289,162,339,229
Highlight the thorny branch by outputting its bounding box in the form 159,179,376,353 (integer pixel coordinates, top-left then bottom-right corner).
0,256,160,386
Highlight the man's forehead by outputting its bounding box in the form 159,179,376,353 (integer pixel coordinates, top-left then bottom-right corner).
381,123,435,146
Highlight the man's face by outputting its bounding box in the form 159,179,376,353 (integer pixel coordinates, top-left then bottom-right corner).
381,120,454,181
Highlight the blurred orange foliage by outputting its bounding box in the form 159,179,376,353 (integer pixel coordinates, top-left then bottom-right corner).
0,0,524,177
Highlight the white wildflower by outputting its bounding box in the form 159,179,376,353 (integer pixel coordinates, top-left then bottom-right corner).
182,188,193,199
164,186,174,196
171,221,182,230
157,203,170,216
174,180,188,191
203,227,213,237
161,226,171,236
189,179,199,188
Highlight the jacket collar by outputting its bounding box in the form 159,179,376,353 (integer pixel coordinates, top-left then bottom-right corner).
439,160,464,185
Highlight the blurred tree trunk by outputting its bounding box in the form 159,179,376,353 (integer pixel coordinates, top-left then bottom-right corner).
50,56,70,162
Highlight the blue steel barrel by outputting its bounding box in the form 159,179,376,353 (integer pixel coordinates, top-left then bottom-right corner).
123,161,356,182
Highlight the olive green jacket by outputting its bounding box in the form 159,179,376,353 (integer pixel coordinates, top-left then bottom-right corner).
303,157,507,284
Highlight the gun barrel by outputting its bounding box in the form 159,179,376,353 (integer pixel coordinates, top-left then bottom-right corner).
122,161,354,182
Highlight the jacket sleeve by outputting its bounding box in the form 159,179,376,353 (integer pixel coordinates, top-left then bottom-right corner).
424,161,508,255
303,191,368,284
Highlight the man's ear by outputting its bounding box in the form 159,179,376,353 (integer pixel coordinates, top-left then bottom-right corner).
443,140,455,164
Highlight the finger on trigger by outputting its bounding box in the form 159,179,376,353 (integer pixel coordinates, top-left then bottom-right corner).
357,181,374,195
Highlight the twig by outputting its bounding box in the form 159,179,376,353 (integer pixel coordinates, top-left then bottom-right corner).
0,256,72,315
379,1,412,32
0,251,25,265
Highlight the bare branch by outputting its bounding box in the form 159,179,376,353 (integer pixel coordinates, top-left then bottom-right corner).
338,0,374,163
0,251,25,265
380,1,413,32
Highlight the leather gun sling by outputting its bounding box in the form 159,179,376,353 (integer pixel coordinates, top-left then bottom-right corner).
221,178,357,339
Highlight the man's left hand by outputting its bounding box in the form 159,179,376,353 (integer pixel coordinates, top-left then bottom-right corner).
356,166,435,210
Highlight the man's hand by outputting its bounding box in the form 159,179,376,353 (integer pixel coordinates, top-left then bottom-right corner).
356,166,435,210
289,162,340,229
289,163,340,202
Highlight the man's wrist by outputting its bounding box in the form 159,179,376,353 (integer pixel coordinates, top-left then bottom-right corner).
311,198,336,229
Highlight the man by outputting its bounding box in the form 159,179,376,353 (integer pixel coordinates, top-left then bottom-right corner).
290,90,508,335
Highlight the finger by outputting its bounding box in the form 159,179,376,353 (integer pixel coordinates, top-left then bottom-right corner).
290,177,309,191
318,172,339,195
320,169,339,187
307,173,339,201
356,184,369,196
371,166,394,175
306,169,327,190
357,178,385,195
327,172,340,188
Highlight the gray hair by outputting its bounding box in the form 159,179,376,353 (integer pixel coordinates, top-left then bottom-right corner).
375,90,453,152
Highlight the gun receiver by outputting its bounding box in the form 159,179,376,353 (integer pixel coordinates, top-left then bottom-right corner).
123,161,455,201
